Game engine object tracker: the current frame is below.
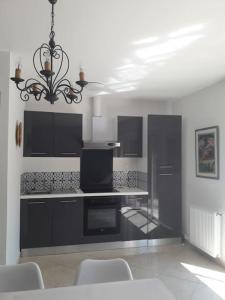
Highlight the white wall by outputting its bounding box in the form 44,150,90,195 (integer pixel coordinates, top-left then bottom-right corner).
6,53,24,264
23,96,171,173
173,80,225,239
0,52,10,264
0,51,24,264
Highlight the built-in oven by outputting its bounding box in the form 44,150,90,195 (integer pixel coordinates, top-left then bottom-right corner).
84,197,121,236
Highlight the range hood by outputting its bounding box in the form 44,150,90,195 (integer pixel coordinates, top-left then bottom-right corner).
83,96,120,149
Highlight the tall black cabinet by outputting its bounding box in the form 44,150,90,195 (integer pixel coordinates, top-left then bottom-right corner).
148,115,182,239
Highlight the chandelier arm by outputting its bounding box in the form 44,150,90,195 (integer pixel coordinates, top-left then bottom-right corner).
56,83,83,94
52,46,64,87
34,89,47,101
57,89,73,104
19,90,30,102
55,78,71,88
73,93,83,104
33,44,50,83
52,45,70,89
15,78,48,94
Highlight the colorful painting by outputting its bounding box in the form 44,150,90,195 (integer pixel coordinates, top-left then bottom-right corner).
195,126,219,179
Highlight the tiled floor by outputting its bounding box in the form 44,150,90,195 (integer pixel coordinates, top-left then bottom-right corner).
20,243,225,299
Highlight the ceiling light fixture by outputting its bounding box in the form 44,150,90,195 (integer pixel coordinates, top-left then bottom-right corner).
10,0,100,104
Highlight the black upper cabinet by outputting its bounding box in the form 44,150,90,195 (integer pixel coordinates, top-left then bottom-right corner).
54,113,82,157
117,116,143,157
24,111,54,157
24,111,83,157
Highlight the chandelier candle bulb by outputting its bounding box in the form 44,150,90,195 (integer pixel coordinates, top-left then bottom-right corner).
15,66,21,79
79,67,85,81
32,84,38,92
44,59,51,72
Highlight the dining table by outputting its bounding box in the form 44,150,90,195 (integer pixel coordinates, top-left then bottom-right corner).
0,278,175,300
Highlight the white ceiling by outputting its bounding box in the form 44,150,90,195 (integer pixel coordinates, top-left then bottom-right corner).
1,0,225,100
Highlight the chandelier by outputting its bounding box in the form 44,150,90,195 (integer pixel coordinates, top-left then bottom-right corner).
10,0,93,104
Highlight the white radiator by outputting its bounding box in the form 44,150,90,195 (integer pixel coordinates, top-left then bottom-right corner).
190,206,221,258
220,214,225,263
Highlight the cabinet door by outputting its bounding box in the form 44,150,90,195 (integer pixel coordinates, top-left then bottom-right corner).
52,198,83,246
54,113,82,157
24,111,54,157
148,115,182,239
121,195,148,242
20,199,52,249
118,116,143,157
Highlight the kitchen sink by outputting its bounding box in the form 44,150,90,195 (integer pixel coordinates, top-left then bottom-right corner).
25,189,78,195
26,190,52,195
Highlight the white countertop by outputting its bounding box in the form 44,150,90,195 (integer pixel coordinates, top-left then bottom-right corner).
21,187,148,199
0,279,175,300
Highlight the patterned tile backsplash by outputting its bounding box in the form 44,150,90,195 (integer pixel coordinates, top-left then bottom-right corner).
21,171,146,193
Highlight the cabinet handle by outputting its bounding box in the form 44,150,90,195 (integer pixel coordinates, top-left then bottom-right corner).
28,201,46,205
60,200,77,203
32,152,49,155
124,153,137,156
159,165,173,169
59,152,78,155
159,173,173,176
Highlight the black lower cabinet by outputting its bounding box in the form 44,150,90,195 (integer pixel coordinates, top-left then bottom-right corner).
121,195,149,242
20,195,150,250
20,199,52,248
52,198,83,246
20,198,83,249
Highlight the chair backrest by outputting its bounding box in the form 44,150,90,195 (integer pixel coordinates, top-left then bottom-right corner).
0,262,44,292
75,258,133,285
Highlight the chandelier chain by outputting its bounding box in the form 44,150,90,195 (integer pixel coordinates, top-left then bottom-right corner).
50,3,55,41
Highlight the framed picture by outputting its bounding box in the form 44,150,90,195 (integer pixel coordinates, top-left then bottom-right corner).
195,126,219,179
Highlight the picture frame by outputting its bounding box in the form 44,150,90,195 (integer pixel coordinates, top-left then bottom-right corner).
195,126,219,179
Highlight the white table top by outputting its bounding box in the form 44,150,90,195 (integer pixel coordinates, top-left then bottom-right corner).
0,279,175,300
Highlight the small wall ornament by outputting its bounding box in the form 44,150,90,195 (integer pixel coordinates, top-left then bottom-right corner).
15,121,22,147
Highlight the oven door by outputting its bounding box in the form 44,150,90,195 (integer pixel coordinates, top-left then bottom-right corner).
84,197,121,236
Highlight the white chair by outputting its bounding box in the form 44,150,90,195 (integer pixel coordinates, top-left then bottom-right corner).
75,258,133,285
0,262,44,292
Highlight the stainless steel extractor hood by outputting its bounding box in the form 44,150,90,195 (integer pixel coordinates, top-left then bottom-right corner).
82,96,120,149
82,141,120,149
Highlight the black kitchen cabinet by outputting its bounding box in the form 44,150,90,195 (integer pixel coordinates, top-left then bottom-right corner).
23,111,83,157
121,195,149,242
117,116,143,157
24,111,54,157
52,198,83,246
54,113,82,157
148,115,182,239
20,197,83,249
20,199,52,248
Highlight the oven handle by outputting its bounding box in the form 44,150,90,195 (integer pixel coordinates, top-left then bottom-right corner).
121,208,142,212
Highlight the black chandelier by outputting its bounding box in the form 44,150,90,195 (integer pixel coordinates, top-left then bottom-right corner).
10,0,92,104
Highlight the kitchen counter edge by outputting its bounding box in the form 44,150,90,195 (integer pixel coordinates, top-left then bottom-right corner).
20,188,148,199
